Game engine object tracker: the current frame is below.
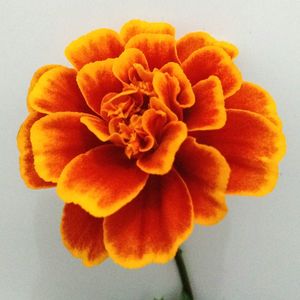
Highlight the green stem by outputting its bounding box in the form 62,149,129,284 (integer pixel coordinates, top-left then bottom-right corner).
175,248,194,300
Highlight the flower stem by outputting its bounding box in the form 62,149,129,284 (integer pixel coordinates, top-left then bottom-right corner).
175,248,194,300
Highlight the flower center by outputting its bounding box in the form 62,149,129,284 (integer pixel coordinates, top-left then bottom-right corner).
100,67,160,159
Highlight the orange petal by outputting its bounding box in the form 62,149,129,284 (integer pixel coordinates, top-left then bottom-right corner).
137,121,187,175
177,32,238,62
57,145,149,217
152,71,182,119
125,33,179,70
17,112,55,189
103,169,193,268
28,66,90,114
184,76,226,131
112,48,149,84
27,64,60,112
80,115,109,142
160,62,195,108
61,203,107,267
77,58,123,114
175,137,229,225
149,97,178,122
30,112,100,183
226,81,282,128
182,46,242,98
65,29,124,70
193,109,286,195
120,19,175,43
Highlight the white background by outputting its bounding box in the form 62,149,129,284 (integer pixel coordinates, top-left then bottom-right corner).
1,0,299,299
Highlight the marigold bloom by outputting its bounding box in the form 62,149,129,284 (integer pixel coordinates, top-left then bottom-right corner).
17,19,286,268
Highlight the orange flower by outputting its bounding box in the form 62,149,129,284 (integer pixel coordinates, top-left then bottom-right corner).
17,19,286,268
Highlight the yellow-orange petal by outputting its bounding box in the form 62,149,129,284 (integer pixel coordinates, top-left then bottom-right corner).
17,112,55,189
149,97,178,122
182,46,242,98
57,145,149,217
30,112,100,183
65,29,124,70
125,33,179,70
158,62,195,111
120,19,175,43
184,76,226,131
28,66,90,114
103,169,193,268
137,121,187,175
80,115,109,142
175,137,229,225
77,58,123,114
177,32,238,62
112,48,149,84
193,109,286,195
27,64,60,112
61,203,107,267
226,81,282,128
152,71,182,119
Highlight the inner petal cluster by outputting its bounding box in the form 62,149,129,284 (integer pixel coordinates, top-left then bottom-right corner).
98,57,185,159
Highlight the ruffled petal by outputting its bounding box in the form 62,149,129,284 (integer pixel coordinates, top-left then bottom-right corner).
182,46,242,98
112,48,149,84
184,76,226,130
30,112,100,182
125,33,179,70
159,62,195,108
28,66,90,114
65,29,124,70
137,121,187,175
27,64,60,112
103,169,193,268
193,109,286,195
226,81,282,128
177,32,238,62
57,145,149,217
152,71,182,119
80,115,109,142
120,19,175,43
17,112,55,189
175,137,229,225
77,58,123,114
61,203,107,267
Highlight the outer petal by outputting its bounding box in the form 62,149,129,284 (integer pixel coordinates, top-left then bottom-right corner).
77,59,123,114
177,32,238,62
175,137,229,225
17,112,55,188
120,19,175,43
57,145,149,217
61,203,107,267
137,121,187,175
28,66,90,114
65,29,124,70
112,48,149,84
226,81,282,128
184,76,226,131
30,112,100,183
182,46,242,98
125,33,179,70
193,109,286,195
27,64,60,112
104,169,193,268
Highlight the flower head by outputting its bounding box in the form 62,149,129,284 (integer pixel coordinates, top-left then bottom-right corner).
17,19,286,268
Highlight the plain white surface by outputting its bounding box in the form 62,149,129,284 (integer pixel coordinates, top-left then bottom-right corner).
1,0,299,299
